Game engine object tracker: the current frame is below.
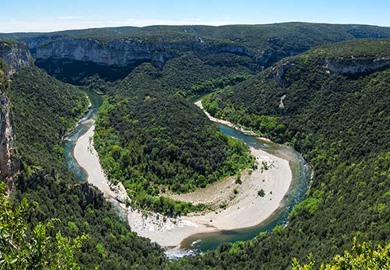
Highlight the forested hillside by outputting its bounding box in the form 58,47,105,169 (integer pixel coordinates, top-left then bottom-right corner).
94,55,255,215
5,22,390,59
2,64,167,269
8,66,87,171
173,39,390,268
3,22,390,84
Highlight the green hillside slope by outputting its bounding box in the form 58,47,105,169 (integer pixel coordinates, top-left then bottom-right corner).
174,39,390,269
94,57,255,215
2,64,167,269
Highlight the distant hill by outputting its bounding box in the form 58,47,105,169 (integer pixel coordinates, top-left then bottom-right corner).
2,22,390,82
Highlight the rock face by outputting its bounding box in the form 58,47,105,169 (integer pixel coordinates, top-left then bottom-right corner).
0,89,17,187
0,41,30,188
35,38,178,68
0,42,32,77
27,37,265,82
32,37,303,71
33,37,258,70
325,57,390,75
19,35,65,51
268,61,296,87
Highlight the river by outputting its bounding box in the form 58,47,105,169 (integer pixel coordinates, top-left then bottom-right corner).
181,124,310,251
64,90,310,254
64,91,103,181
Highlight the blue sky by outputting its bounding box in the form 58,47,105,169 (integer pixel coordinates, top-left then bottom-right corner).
1,0,389,33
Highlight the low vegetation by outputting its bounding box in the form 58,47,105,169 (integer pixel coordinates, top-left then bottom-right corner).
0,182,85,270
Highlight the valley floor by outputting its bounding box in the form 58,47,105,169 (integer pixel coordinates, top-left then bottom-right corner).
73,103,292,250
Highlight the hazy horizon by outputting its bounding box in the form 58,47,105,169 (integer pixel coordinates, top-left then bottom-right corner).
2,21,390,35
1,0,389,33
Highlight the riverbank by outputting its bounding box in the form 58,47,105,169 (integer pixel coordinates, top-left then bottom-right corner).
194,100,271,141
136,146,291,248
72,100,293,250
73,120,117,199
73,118,129,205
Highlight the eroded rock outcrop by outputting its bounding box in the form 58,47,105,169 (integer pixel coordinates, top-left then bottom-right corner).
0,42,32,77
34,38,199,69
268,61,296,87
0,41,30,188
325,57,390,75
0,90,17,187
33,37,261,70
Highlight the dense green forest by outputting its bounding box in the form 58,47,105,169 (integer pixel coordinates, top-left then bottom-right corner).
292,238,390,269
94,54,255,215
1,63,167,269
173,39,390,268
102,52,255,96
0,181,84,269
8,66,88,171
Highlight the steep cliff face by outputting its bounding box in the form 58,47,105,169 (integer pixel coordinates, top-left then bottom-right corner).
30,37,259,82
0,89,17,186
34,37,256,69
3,22,390,83
0,42,30,188
33,37,301,70
0,42,32,77
325,57,390,75
19,35,65,51
35,38,177,68
0,66,18,189
268,60,296,87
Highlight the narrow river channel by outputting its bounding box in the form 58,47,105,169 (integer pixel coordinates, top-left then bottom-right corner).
64,91,102,181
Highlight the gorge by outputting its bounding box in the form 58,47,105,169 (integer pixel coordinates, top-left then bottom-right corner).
0,22,389,269
65,90,310,254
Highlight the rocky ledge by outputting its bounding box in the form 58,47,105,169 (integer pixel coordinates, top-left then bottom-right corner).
0,42,32,76
325,57,390,75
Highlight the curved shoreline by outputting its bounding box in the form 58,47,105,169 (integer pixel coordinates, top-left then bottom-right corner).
72,100,293,250
138,146,292,249
73,120,117,199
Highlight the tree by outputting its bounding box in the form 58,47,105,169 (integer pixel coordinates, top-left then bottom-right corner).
0,182,86,270
292,238,390,270
257,189,265,197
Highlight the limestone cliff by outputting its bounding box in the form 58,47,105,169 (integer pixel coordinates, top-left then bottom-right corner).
268,61,296,87
0,87,17,188
33,37,257,70
0,41,30,188
325,57,390,75
0,42,32,77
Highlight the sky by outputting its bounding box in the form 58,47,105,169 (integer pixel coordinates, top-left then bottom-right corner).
1,0,390,33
